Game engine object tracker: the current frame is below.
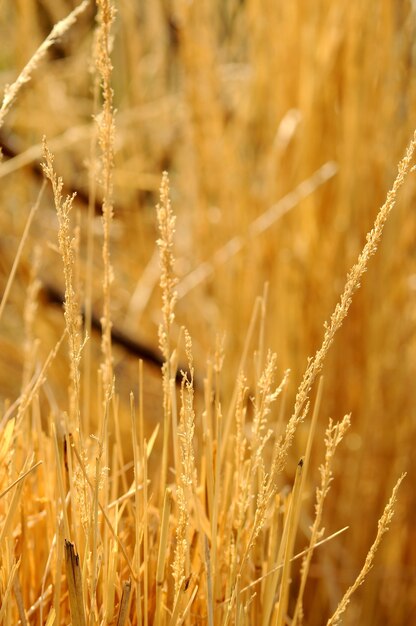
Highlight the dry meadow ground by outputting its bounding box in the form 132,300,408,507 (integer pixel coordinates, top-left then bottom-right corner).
0,1,415,625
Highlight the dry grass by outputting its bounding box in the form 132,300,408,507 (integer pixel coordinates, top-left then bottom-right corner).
0,1,416,624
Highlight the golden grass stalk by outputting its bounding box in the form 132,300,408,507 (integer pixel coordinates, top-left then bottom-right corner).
143,438,149,626
172,483,189,602
240,526,350,596
155,488,173,626
90,397,111,625
45,608,56,626
14,331,66,431
204,534,214,626
130,392,143,626
21,247,41,395
13,570,28,626
51,422,70,542
176,162,338,298
224,356,289,624
327,473,406,626
65,540,87,626
210,341,225,612
42,140,85,436
95,0,116,396
271,129,416,478
26,585,53,623
0,557,20,623
53,522,65,626
0,459,42,501
82,32,100,434
116,579,132,626
292,414,351,626
220,295,263,463
105,529,118,622
178,331,197,491
69,434,137,581
0,453,34,544
0,124,94,180
0,181,45,324
0,0,90,133
274,459,305,626
261,489,293,625
156,171,178,500
170,331,200,622
0,418,15,464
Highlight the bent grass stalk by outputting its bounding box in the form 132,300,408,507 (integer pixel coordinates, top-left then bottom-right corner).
327,473,406,626
0,0,90,132
271,130,416,480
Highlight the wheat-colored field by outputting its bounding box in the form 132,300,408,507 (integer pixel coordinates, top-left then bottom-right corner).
0,1,415,624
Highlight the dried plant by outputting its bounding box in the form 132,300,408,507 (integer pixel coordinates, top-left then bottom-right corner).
95,0,116,397
156,171,178,500
42,140,86,435
293,415,351,626
0,0,90,133
326,473,406,626
0,3,414,626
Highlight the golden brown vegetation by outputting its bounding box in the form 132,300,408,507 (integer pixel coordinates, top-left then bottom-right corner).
0,1,416,625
